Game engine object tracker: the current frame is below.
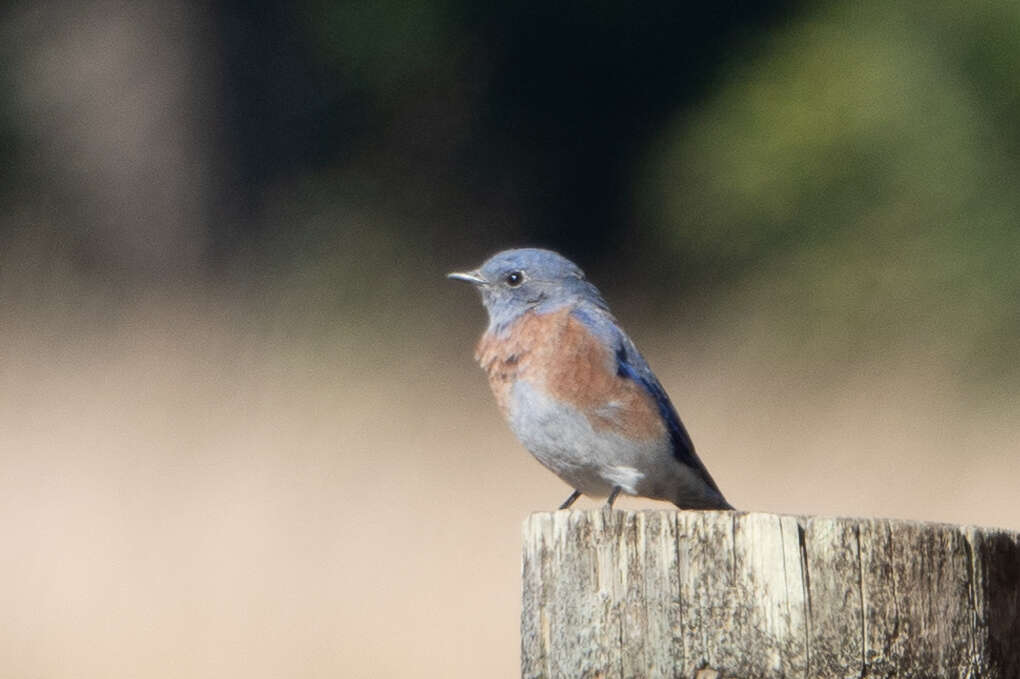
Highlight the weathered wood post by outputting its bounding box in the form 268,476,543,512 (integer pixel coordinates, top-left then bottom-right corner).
522,510,1020,679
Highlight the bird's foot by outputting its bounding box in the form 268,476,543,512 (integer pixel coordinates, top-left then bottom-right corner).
558,489,581,510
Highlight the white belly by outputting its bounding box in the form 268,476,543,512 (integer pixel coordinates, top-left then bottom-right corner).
505,379,674,497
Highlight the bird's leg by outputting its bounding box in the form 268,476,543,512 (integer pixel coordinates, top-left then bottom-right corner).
605,486,622,508
558,489,582,510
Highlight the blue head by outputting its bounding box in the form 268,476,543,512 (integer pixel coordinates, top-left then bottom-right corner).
448,248,607,331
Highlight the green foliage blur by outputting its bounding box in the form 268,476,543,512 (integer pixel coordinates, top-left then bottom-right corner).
1,0,1017,387
638,0,1020,383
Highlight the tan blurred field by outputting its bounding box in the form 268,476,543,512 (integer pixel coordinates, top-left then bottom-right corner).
1,287,1016,678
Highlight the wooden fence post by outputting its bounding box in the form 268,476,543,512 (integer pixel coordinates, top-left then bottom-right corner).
521,510,1020,679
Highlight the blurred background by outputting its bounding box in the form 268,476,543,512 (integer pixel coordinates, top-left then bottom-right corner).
1,1,1018,676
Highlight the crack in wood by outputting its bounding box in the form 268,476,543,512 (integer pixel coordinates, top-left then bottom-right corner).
855,524,867,678
963,529,980,673
797,518,812,679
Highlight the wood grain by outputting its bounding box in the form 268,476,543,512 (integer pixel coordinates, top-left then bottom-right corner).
521,511,1020,679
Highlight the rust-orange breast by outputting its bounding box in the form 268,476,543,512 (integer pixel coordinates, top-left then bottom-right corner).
476,308,665,441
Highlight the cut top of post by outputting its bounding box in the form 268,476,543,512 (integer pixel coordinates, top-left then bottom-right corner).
521,510,1020,679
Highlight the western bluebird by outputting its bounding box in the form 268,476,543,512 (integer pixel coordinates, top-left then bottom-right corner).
449,248,733,510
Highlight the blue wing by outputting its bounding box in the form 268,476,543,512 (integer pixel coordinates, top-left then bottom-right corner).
570,306,724,496
613,344,696,459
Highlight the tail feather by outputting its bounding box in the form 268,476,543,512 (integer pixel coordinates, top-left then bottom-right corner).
673,491,734,511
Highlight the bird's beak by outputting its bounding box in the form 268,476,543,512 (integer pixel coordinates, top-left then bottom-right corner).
446,270,487,285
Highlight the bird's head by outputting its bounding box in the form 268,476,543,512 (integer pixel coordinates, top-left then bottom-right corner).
448,248,604,331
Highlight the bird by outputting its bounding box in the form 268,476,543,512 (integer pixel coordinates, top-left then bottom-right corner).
448,247,733,510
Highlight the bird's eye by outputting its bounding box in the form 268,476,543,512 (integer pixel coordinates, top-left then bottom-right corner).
505,271,524,287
